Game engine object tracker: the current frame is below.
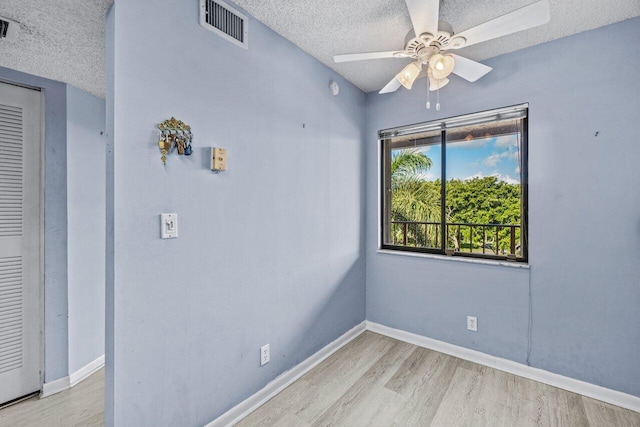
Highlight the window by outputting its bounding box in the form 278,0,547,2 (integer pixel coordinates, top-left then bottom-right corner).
381,104,528,262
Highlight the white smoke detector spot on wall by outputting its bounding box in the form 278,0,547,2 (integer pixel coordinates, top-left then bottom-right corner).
329,80,340,96
0,16,20,41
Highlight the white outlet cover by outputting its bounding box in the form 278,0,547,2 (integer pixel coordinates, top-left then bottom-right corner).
260,344,270,366
467,316,478,332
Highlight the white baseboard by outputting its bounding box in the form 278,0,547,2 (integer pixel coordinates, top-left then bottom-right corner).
206,321,367,427
70,354,105,387
40,376,70,398
40,354,105,398
366,321,640,413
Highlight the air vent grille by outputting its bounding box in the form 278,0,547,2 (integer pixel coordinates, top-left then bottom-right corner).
0,20,9,39
208,1,244,43
0,16,19,41
200,0,248,49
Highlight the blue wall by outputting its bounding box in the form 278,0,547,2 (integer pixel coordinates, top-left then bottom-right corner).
365,17,640,397
0,66,69,382
66,85,106,373
105,6,115,425
106,1,366,425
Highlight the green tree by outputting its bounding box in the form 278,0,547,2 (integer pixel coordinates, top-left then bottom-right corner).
391,149,432,181
388,151,522,255
446,176,521,254
390,149,440,246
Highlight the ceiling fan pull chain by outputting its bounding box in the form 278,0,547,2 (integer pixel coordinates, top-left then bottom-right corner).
426,76,431,109
436,87,441,111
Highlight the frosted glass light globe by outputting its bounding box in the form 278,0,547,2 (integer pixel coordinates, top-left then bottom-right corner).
429,54,455,80
396,62,422,90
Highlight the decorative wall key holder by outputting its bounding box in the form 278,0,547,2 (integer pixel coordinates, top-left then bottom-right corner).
158,117,193,164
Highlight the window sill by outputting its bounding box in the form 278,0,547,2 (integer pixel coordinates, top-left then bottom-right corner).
376,249,530,269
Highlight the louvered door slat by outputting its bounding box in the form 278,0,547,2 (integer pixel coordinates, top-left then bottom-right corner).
0,120,20,127
0,94,24,378
0,80,41,404
0,130,21,137
0,101,22,238
0,135,22,142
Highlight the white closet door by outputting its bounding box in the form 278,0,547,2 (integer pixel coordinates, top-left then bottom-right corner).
0,81,42,404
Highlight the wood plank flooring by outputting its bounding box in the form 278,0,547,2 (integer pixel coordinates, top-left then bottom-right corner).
237,332,640,427
0,368,103,426
0,335,638,426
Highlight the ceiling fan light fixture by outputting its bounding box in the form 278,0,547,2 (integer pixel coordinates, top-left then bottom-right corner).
429,77,449,91
396,61,422,90
333,0,552,95
429,54,455,79
428,69,449,91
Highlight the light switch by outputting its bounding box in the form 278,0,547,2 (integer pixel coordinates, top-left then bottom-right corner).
211,147,227,171
160,213,178,239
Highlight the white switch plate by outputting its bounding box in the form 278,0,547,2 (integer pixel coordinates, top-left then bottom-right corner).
467,316,478,332
160,213,178,239
260,344,270,366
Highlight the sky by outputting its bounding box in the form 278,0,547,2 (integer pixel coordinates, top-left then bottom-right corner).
397,134,521,184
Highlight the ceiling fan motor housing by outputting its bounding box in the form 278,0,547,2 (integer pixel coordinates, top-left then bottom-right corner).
402,21,456,63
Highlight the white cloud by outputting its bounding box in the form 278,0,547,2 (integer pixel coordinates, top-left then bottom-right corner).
507,147,520,161
464,171,520,185
499,174,521,185
515,165,520,174
483,153,503,167
483,148,519,167
494,135,518,148
464,172,485,181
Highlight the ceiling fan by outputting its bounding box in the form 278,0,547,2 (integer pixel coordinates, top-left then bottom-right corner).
334,0,550,107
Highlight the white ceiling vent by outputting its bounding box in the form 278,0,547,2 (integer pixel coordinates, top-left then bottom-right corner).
0,16,19,41
199,0,248,50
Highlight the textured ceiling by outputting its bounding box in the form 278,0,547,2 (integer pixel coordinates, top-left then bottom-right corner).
0,1,637,97
233,0,640,93
0,0,112,99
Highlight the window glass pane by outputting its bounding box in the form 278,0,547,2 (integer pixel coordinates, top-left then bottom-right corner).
385,130,442,249
444,119,523,257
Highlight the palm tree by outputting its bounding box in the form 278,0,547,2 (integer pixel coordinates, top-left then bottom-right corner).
390,149,440,246
391,149,433,182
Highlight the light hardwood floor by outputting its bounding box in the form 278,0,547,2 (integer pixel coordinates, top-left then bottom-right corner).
0,336,638,426
0,368,103,427
237,331,640,427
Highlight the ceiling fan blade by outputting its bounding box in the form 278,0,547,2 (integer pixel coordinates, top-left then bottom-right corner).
405,0,440,37
379,77,402,94
449,0,550,49
334,51,404,63
449,54,492,82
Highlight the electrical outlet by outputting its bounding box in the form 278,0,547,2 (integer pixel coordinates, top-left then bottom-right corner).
260,344,270,366
467,316,478,332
